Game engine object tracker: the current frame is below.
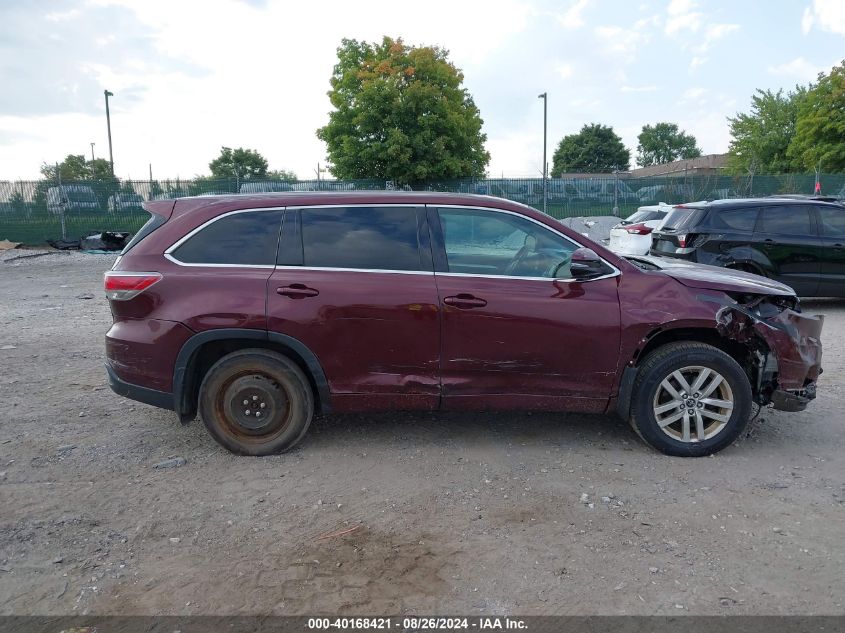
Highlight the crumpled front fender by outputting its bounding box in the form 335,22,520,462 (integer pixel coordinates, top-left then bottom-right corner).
699,294,824,393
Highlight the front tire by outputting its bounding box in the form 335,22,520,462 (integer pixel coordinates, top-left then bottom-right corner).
629,342,752,457
198,349,314,456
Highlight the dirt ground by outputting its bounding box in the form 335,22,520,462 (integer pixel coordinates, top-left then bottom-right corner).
0,249,843,616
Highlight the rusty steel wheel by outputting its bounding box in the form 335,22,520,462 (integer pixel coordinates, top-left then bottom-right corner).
198,349,313,456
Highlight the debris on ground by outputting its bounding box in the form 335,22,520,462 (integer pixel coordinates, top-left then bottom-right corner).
0,240,20,250
45,239,80,250
4,250,69,262
76,293,95,300
153,457,187,469
80,231,130,251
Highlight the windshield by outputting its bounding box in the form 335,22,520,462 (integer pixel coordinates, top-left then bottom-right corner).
621,210,668,225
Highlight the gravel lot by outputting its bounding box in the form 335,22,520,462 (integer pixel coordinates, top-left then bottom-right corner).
1,249,844,616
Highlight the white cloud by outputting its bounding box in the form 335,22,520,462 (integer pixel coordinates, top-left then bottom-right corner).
620,85,658,93
802,0,845,36
665,0,702,35
594,25,650,59
802,7,815,33
664,0,739,68
556,63,575,79
768,56,824,80
556,0,591,29
681,87,706,101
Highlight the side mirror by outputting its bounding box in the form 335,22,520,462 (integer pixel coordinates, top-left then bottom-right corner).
570,247,611,280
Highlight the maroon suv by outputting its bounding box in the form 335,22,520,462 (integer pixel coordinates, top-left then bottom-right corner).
104,192,823,457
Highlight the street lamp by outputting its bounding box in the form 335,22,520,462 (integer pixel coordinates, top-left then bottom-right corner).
537,92,548,215
104,89,114,175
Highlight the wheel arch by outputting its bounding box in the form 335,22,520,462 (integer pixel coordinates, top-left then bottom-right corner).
173,328,331,422
616,324,771,421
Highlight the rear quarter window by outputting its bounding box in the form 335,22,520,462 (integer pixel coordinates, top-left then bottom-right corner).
169,209,283,266
659,207,706,231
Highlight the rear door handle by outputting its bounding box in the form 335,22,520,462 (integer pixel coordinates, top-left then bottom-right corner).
443,294,487,309
276,284,319,298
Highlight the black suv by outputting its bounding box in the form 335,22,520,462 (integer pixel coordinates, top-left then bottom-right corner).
650,197,845,297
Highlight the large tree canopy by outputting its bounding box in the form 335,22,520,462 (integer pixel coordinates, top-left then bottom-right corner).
208,146,269,181
636,122,701,167
552,124,630,175
788,60,845,172
726,88,804,174
40,155,114,182
317,36,490,185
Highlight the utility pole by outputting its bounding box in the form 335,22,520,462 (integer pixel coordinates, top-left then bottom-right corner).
56,162,66,240
104,90,114,175
537,92,548,214
90,142,95,163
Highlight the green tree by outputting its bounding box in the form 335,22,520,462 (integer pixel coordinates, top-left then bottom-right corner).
788,61,845,172
9,190,26,214
636,122,701,167
726,88,805,174
552,124,630,175
38,154,119,208
317,36,490,185
268,169,298,181
208,147,269,181
149,180,164,199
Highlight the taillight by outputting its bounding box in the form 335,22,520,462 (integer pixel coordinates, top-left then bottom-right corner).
677,234,688,248
104,272,162,301
624,223,653,235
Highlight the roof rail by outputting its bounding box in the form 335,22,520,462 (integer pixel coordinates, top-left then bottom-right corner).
766,194,842,203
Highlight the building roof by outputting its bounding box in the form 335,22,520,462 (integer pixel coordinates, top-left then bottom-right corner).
628,154,728,178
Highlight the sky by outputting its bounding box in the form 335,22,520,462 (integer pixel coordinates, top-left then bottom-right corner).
0,0,843,181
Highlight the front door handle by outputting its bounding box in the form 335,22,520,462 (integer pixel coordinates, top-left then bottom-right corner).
443,294,487,309
276,284,319,298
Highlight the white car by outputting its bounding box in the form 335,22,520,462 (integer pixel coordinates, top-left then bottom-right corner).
608,204,672,255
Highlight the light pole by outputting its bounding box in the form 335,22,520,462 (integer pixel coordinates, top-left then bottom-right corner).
537,92,548,215
104,89,114,175
90,142,95,163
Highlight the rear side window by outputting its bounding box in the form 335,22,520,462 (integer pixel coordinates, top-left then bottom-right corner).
817,207,845,238
170,209,283,265
300,206,423,271
707,207,760,231
759,206,814,236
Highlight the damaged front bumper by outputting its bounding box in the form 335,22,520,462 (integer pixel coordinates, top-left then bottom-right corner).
705,295,824,411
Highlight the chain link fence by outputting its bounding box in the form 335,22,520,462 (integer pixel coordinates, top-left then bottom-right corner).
1,173,843,244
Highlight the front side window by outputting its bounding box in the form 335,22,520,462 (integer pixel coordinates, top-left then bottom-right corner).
439,208,577,278
170,209,283,265
759,206,814,236
300,206,423,271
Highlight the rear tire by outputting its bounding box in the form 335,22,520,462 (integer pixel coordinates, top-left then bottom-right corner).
198,349,314,456
629,342,752,457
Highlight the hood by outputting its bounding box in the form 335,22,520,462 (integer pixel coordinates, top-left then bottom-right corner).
626,255,796,297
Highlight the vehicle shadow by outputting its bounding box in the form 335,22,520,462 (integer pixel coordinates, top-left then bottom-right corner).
302,409,638,452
